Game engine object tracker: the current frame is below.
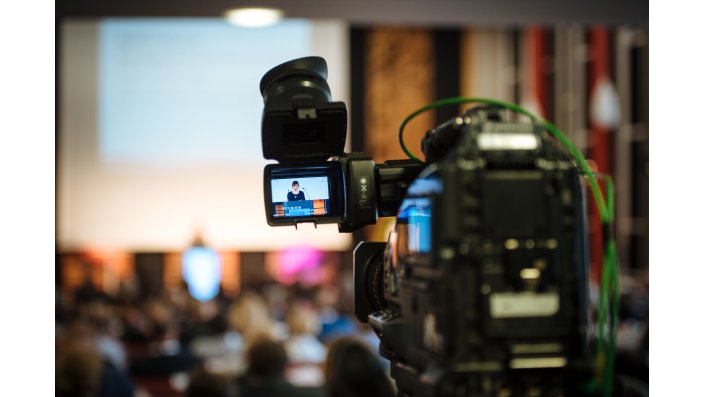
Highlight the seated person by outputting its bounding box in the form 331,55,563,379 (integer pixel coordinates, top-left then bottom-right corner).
237,336,319,397
287,181,306,201
129,303,200,376
285,303,326,364
284,303,327,387
57,321,135,397
324,337,394,397
186,370,236,397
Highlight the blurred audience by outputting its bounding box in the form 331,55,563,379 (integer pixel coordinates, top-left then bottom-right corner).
57,321,135,397
128,299,201,376
284,302,327,387
187,296,249,376
84,299,128,371
56,266,648,397
315,286,357,343
57,271,391,397
57,271,389,397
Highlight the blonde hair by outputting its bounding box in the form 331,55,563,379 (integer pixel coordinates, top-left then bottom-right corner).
228,292,275,343
286,303,320,336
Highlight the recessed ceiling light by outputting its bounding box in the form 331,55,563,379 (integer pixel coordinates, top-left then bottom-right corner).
224,7,284,28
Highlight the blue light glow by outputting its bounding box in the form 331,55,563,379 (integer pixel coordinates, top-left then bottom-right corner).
182,247,222,301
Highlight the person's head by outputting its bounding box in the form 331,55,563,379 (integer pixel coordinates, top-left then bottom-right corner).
292,181,300,193
143,299,178,341
287,302,320,337
56,343,103,397
325,337,394,397
58,320,98,351
186,370,235,397
228,292,274,343
246,336,288,380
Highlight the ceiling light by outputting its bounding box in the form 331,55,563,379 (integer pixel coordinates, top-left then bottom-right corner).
224,7,284,28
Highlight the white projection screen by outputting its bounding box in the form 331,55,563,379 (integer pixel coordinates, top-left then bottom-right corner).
58,18,352,251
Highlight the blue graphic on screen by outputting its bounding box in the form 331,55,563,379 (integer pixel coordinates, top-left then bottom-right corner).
399,198,432,254
271,176,330,217
98,19,311,166
182,247,221,302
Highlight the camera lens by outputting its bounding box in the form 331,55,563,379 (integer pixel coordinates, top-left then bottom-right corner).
259,56,332,108
353,242,387,323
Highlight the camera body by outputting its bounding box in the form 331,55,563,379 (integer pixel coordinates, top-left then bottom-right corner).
261,57,591,396
355,108,591,396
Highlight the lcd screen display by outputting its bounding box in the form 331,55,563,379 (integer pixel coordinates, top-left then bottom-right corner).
270,176,331,218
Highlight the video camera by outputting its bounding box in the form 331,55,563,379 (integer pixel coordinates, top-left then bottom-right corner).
260,57,596,396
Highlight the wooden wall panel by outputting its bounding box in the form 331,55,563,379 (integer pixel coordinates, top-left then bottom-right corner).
163,252,182,291
60,255,102,293
364,28,435,163
60,250,134,295
220,250,241,296
362,27,436,242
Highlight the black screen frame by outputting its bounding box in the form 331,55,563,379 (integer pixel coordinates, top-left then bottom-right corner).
263,162,346,226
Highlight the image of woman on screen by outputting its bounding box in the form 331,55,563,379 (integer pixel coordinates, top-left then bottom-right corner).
287,181,306,201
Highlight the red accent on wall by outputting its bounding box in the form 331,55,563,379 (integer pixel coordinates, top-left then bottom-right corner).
531,27,547,115
588,27,612,282
589,27,612,175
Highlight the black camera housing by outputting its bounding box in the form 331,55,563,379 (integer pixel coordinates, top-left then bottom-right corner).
260,56,347,162
353,108,592,396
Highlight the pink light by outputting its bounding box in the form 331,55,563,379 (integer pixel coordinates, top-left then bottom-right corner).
275,246,325,285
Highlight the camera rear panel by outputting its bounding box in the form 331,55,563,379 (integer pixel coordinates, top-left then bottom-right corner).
388,142,590,396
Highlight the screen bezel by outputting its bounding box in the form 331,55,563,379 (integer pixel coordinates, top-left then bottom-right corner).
264,162,346,226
